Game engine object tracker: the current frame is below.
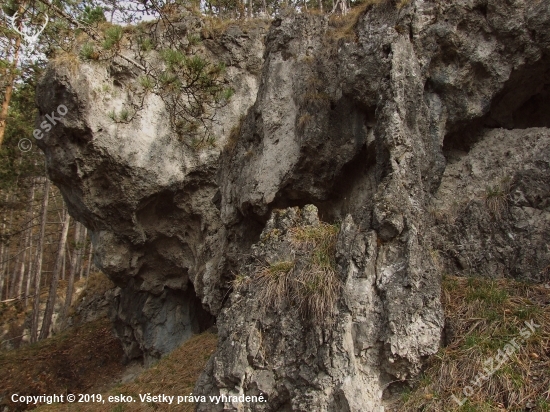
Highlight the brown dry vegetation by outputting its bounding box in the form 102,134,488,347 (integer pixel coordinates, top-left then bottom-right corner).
34,332,217,412
1,269,217,412
484,177,512,220
242,221,341,326
73,272,115,306
327,0,385,43
396,276,550,412
0,318,125,412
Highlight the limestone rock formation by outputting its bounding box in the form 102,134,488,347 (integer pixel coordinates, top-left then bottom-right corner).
35,0,550,409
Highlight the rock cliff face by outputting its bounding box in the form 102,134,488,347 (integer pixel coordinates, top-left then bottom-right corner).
36,0,549,409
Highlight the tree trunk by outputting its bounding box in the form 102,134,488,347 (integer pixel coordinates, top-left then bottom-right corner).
0,193,8,300
9,228,26,298
19,179,36,299
24,180,36,307
85,241,93,279
61,249,65,280
78,227,88,279
60,221,81,326
15,227,30,299
73,222,82,280
3,156,24,299
0,34,22,148
39,209,70,340
30,178,50,344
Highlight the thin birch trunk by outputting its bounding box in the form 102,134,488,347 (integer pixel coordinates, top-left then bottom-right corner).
24,214,35,307
39,210,70,340
4,157,23,299
0,242,4,300
15,229,29,298
30,178,50,344
25,182,36,307
9,229,25,298
3,194,16,298
61,248,66,280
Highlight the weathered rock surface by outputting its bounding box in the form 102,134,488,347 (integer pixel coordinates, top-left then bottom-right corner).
432,127,550,281
196,205,440,411
35,0,550,408
36,21,267,363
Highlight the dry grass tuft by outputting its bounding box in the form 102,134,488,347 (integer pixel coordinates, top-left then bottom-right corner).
293,263,341,324
254,261,296,311
50,53,81,75
396,0,411,9
290,223,340,323
225,115,244,153
297,113,313,133
231,272,249,292
484,176,512,219
327,0,383,43
250,221,340,325
397,275,550,411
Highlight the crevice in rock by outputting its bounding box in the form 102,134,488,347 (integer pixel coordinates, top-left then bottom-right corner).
111,279,214,364
485,55,550,130
266,102,377,224
265,141,377,226
442,55,550,154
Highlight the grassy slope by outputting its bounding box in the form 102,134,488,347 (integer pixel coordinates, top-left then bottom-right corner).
397,276,550,412
34,332,217,412
1,270,217,412
0,318,125,412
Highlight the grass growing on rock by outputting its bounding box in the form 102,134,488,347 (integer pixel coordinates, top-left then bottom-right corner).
327,0,385,43
484,181,511,219
290,222,340,324
255,260,296,310
394,276,550,412
250,220,341,326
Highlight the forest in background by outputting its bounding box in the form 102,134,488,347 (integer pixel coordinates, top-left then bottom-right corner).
0,0,369,348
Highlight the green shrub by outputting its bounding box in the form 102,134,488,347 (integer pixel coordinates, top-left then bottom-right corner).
139,76,154,90
102,26,123,50
139,37,153,52
161,49,185,67
79,42,97,60
81,6,106,25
